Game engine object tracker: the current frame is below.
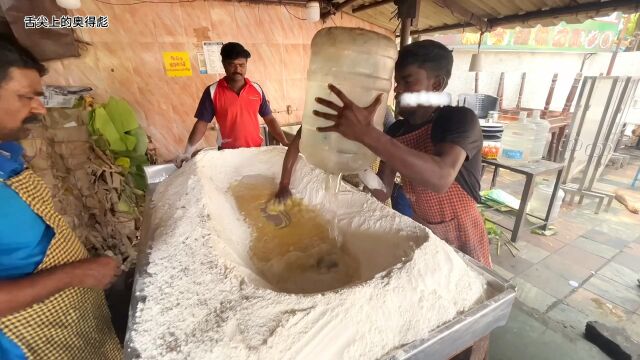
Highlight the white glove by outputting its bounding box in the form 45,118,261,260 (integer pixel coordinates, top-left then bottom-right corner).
175,144,196,168
358,168,385,191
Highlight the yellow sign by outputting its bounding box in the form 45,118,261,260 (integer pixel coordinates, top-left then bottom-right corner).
162,52,192,77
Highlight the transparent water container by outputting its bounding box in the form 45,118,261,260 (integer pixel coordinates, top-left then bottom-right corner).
527,179,565,222
299,27,398,175
529,110,551,162
498,111,537,166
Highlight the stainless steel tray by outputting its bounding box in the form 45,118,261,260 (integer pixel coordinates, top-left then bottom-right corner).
391,254,515,360
124,164,516,360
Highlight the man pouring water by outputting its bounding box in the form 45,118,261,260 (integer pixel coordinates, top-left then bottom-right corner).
311,40,491,268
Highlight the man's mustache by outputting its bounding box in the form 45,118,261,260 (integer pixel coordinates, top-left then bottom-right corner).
23,115,42,125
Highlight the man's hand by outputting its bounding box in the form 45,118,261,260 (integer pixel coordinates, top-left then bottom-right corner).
0,256,122,317
313,84,383,143
274,185,292,203
175,152,191,168
175,143,196,168
68,257,122,290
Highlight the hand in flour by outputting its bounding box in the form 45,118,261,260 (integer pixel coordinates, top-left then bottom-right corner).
175,153,191,168
274,185,292,203
314,84,383,143
67,256,122,289
175,144,196,168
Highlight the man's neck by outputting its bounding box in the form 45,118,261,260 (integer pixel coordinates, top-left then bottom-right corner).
225,77,245,93
406,107,436,125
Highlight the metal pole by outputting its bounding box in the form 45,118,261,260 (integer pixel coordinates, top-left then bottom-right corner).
561,77,595,183
606,16,629,76
579,78,618,194
400,18,412,47
588,77,630,191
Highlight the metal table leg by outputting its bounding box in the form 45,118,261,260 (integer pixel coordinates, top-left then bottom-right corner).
491,167,500,189
542,168,564,231
511,173,535,243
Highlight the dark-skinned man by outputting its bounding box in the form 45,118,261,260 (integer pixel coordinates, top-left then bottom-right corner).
0,37,121,359
177,42,288,166
278,40,491,268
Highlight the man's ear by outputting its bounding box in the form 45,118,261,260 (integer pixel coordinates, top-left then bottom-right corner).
433,75,447,92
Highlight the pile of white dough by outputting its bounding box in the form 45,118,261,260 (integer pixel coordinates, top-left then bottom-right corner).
131,147,487,360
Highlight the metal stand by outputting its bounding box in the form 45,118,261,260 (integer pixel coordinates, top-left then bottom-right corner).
482,159,564,243
559,76,640,213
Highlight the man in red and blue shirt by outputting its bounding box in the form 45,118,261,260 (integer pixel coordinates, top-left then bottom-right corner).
177,42,288,166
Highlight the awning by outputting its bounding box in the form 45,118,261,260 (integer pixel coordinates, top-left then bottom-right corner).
323,0,640,35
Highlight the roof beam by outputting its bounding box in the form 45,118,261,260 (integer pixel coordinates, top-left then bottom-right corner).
410,22,473,35
432,0,489,32
352,0,394,14
490,0,639,28
409,0,640,36
321,0,360,20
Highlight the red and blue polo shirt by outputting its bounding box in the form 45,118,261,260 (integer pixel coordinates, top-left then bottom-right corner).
194,78,272,149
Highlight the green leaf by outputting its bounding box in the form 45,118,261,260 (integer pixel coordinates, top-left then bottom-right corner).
103,97,139,134
127,127,148,156
93,107,127,152
116,197,133,213
115,157,131,171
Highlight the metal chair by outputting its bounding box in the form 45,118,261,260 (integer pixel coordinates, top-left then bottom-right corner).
458,93,499,119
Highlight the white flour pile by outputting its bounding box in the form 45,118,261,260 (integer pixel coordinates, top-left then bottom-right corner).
131,147,487,360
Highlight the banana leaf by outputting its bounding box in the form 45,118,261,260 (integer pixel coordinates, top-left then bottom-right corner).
91,107,128,152
103,97,139,134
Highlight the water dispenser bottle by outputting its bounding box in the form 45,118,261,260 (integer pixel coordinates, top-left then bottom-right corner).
299,27,398,175
529,110,551,162
498,111,537,166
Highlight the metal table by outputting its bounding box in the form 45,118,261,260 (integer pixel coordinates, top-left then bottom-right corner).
482,159,565,243
124,163,516,360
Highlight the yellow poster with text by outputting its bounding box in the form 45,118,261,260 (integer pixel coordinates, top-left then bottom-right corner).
163,52,192,77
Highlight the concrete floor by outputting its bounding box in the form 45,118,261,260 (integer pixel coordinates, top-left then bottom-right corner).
489,302,610,360
485,146,640,359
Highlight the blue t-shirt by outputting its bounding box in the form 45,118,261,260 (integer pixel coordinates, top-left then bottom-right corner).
0,141,54,360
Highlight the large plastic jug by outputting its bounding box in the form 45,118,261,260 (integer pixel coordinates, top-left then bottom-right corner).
498,111,537,166
527,179,565,222
299,27,398,175
529,110,551,162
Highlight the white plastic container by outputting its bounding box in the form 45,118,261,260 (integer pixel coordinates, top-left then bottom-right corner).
529,110,551,162
498,111,537,166
299,27,398,175
527,179,565,222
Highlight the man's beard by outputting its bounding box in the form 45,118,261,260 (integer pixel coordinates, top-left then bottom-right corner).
0,115,41,141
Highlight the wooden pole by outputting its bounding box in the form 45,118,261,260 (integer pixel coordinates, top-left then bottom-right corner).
516,73,526,110
543,73,559,117
562,73,583,115
496,72,505,110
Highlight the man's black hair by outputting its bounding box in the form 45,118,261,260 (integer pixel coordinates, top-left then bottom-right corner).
0,35,47,85
220,42,251,62
396,40,453,82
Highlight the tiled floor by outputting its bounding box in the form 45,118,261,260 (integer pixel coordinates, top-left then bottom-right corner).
484,147,640,352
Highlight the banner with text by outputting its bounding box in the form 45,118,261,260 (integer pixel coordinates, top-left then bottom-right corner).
424,20,620,52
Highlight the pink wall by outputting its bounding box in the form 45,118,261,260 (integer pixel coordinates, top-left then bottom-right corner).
43,0,391,161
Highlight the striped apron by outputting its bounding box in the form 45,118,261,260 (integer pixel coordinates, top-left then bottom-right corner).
0,169,122,359
395,124,492,268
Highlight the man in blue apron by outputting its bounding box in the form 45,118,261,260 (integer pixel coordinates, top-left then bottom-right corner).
0,36,122,359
